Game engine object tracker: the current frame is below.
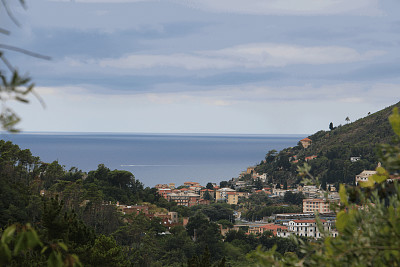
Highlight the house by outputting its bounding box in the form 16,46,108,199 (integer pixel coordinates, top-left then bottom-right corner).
355,170,377,185
300,138,312,148
215,188,236,202
272,188,287,197
158,188,172,199
258,173,268,183
246,166,256,174
155,184,170,189
305,155,317,161
183,181,201,187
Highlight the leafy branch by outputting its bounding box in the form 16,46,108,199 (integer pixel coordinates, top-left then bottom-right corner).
0,0,49,132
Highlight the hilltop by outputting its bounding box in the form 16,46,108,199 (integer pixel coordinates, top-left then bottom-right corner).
254,101,400,187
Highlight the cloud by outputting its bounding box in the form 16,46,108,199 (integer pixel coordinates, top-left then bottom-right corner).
181,0,383,16
97,43,385,70
141,82,400,106
50,0,382,16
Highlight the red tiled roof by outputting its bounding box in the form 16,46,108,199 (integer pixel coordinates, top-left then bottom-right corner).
301,138,312,142
305,155,317,160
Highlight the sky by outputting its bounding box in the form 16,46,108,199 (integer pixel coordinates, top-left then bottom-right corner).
2,0,400,134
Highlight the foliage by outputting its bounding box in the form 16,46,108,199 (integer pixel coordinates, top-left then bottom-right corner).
0,223,81,266
283,191,305,206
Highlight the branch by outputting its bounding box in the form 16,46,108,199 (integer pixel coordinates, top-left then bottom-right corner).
0,28,11,35
1,0,21,27
0,44,51,60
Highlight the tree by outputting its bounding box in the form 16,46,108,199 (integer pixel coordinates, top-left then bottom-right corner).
203,190,212,201
206,182,214,190
87,235,129,267
220,181,228,188
329,122,334,131
265,149,278,163
345,116,350,124
0,224,81,266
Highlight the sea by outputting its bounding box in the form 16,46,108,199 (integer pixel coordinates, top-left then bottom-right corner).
0,132,305,187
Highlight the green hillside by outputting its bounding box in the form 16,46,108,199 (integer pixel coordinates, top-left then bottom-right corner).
255,101,400,187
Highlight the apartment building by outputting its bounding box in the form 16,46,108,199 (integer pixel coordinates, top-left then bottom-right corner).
303,198,333,213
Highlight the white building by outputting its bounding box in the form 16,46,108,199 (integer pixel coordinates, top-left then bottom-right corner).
280,219,338,239
355,170,377,185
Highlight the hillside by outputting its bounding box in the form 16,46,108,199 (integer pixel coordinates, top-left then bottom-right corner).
255,101,400,187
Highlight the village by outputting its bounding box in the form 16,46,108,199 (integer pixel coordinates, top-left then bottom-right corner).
114,137,391,240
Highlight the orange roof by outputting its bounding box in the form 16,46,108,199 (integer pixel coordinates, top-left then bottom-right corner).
305,155,317,160
200,189,214,192
301,138,312,142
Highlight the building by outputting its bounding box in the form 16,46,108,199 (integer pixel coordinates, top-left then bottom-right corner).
183,181,201,187
272,188,288,197
227,192,238,205
155,184,170,189
236,191,249,198
168,192,200,207
305,155,317,161
355,170,377,185
117,205,149,215
300,138,312,148
258,173,268,183
158,188,172,199
300,185,322,198
246,166,256,174
303,198,333,213
215,188,236,202
284,219,337,238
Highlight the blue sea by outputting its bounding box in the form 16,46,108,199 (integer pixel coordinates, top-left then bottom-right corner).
0,133,305,187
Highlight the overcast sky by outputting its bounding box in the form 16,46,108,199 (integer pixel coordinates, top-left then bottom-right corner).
2,0,400,134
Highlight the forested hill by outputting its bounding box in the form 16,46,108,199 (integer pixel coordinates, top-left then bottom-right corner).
307,101,400,154
255,101,400,187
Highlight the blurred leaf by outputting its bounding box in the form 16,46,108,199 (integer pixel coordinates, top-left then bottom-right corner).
339,184,348,206
372,167,389,184
389,107,400,137
1,225,16,243
335,210,349,233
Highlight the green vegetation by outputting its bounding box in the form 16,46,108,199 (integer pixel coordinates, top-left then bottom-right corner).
251,107,400,266
1,101,400,265
0,138,301,266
